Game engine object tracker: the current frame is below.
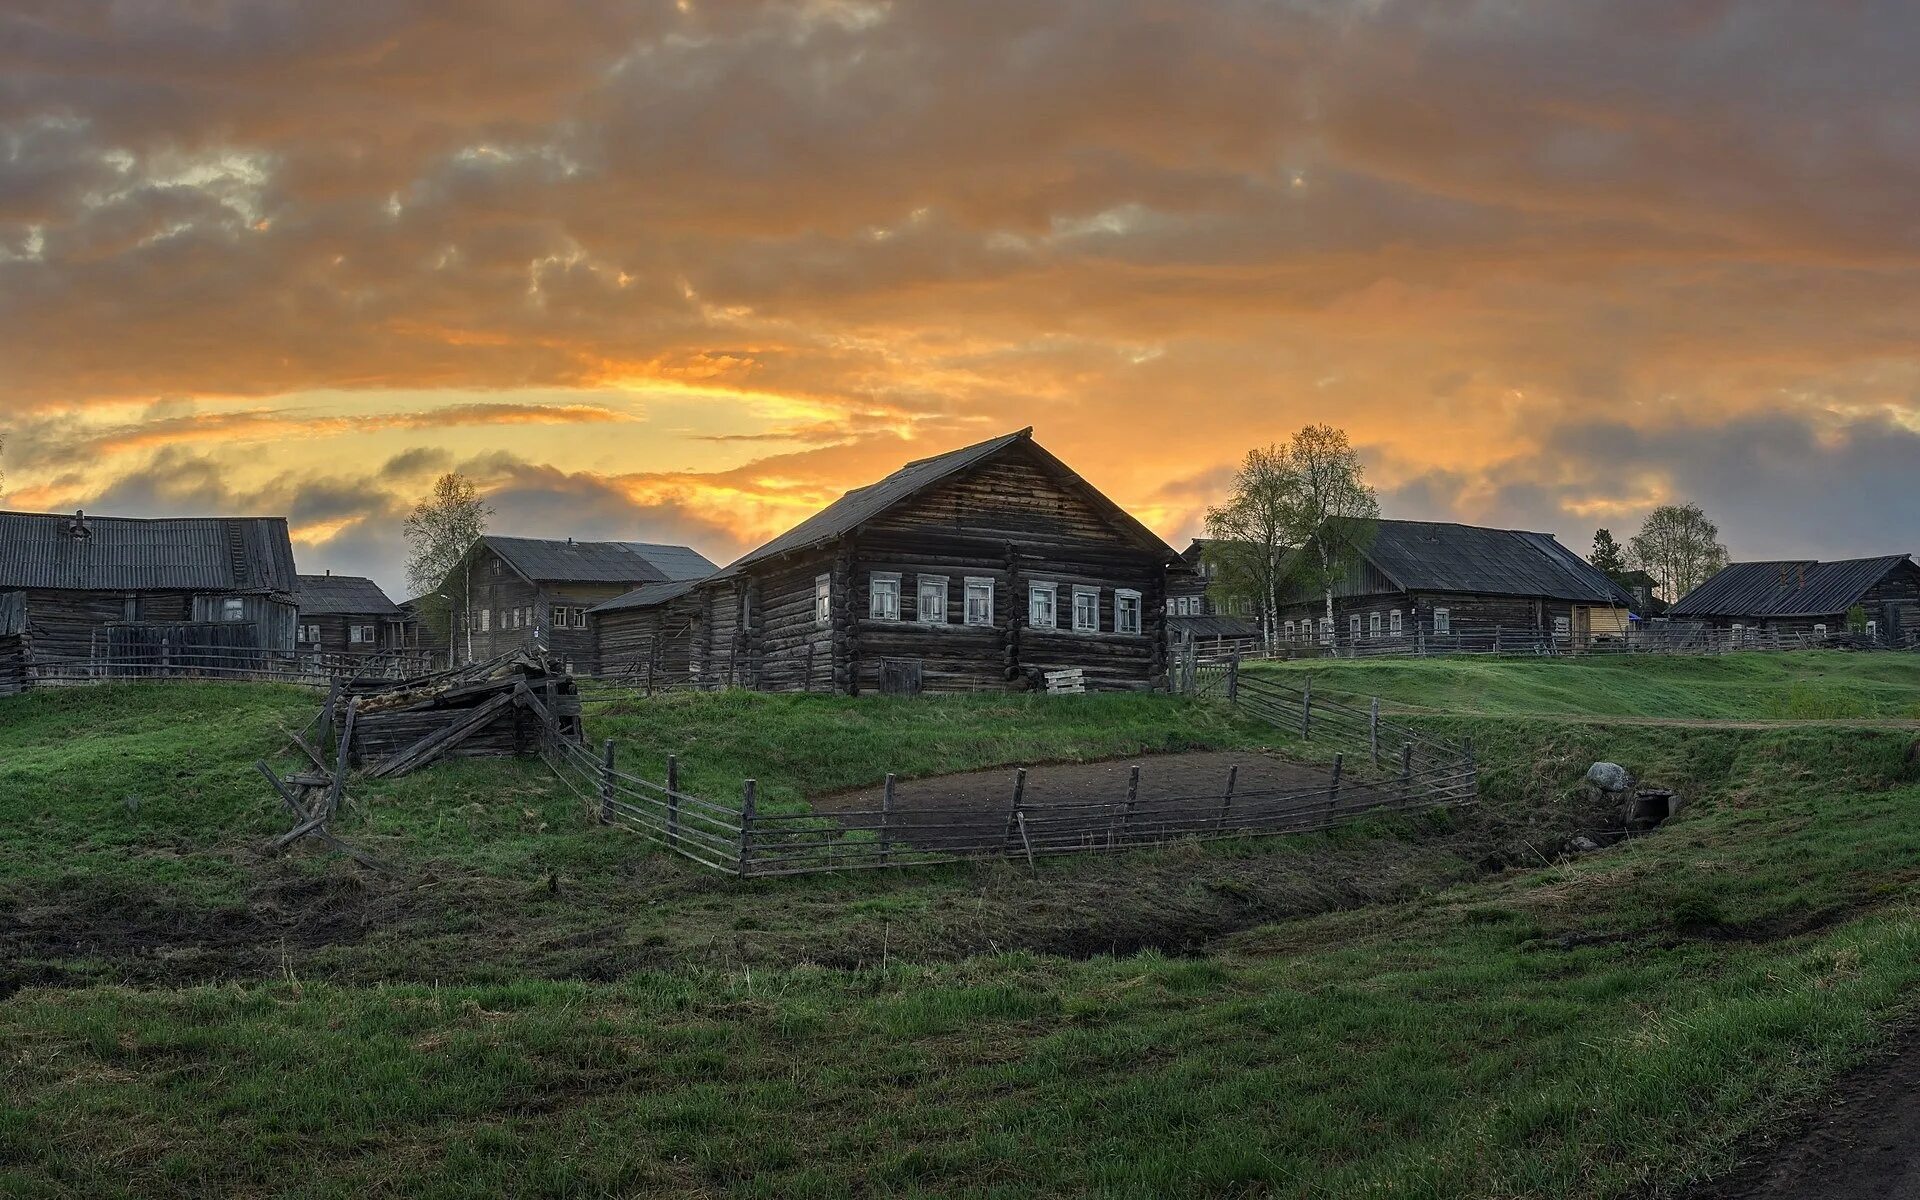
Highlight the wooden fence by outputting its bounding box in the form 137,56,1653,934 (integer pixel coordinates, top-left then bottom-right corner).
553,657,1478,877
1180,621,1918,666
25,639,442,688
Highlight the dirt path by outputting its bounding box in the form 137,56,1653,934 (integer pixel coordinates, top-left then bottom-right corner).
1690,1035,1920,1199
811,750,1402,852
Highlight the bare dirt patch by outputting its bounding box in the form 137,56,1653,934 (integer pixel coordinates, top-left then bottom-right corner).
812,750,1400,851
1689,1031,1920,1199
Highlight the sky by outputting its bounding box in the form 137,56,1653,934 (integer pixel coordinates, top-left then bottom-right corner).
2,0,1916,596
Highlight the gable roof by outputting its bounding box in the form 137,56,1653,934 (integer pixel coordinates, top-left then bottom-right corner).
1669,556,1915,618
0,510,299,595
295,574,401,617
590,576,708,615
716,428,1179,580
477,536,717,585
1351,520,1636,606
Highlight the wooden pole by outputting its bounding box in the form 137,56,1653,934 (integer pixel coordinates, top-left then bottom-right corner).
666,753,681,851
738,779,757,876
1400,741,1414,803
1005,767,1027,854
1225,652,1239,702
1122,763,1140,842
880,772,896,863
1326,753,1344,825
327,696,358,819
1463,735,1477,802
598,738,615,825
1301,675,1312,740
1217,764,1238,831
1369,697,1381,769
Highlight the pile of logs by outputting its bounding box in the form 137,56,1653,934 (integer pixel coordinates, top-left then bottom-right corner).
256,652,583,867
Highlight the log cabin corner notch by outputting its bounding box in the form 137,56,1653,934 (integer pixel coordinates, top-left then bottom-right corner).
591,427,1184,694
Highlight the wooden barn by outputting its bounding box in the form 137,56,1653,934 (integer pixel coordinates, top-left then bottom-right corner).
1272,519,1638,649
592,428,1183,694
438,536,717,672
1669,556,1920,646
0,509,300,668
294,573,405,655
1165,538,1261,651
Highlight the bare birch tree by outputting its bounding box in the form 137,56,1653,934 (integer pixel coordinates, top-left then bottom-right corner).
1627,503,1730,604
403,473,491,664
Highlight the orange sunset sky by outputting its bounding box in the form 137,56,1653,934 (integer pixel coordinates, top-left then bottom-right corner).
2,1,1916,594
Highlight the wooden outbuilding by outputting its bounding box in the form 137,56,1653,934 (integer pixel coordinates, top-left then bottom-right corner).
1273,519,1637,650
0,509,300,668
438,536,716,672
294,573,405,655
592,427,1183,694
1669,556,1919,646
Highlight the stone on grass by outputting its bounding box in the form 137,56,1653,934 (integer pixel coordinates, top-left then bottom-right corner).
1584,762,1633,794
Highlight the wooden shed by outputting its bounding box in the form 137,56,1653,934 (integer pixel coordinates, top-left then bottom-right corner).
1669,556,1920,646
0,509,300,671
593,428,1183,694
294,573,405,656
1272,519,1638,650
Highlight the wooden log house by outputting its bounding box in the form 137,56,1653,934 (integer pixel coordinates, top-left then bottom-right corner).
1669,556,1920,646
592,428,1184,694
1165,538,1262,650
293,572,405,655
437,536,717,673
0,509,300,666
1272,519,1639,649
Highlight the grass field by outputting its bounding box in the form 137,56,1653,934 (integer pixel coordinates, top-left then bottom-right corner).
1251,649,1920,720
4,653,1920,1197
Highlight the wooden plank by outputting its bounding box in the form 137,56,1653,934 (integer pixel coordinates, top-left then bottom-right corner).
365,690,516,779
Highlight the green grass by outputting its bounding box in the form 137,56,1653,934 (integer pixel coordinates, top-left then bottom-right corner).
5,660,1920,1197
1250,650,1920,720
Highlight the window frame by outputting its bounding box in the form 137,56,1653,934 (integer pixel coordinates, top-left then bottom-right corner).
1115,588,1142,636
479,608,491,633
1350,614,1361,640
1028,580,1058,629
220,597,246,622
349,623,375,645
964,576,995,627
1072,585,1100,634
1390,609,1403,637
814,574,832,625
1554,615,1572,640
916,574,950,625
1433,608,1451,635
1284,619,1296,641
1368,612,1381,639
868,571,902,621
1319,617,1334,644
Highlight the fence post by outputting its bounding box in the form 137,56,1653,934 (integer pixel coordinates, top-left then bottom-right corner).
597,739,615,825
1369,697,1381,769
880,772,896,864
665,753,681,851
1301,674,1312,740
738,779,757,876
1225,653,1240,702
1217,764,1238,832
1005,767,1028,855
1463,735,1477,802
1119,763,1140,845
1400,741,1414,804
1326,752,1344,825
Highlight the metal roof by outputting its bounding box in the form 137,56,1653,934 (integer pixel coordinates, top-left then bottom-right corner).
1669,556,1916,618
590,576,708,615
1354,520,1637,605
479,536,715,584
295,573,401,617
714,428,1180,579
0,509,299,594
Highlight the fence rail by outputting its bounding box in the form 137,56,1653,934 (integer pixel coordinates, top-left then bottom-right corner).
1181,622,1917,665
25,646,442,688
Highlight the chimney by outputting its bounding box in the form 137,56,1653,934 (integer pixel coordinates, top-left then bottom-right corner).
325,569,331,576
566,537,575,549
66,510,91,541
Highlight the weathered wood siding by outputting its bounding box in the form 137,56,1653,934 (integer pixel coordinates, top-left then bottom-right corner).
1274,590,1601,646
12,589,297,660
0,635,23,696
296,613,405,656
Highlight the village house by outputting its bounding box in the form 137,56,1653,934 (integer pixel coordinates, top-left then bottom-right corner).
440,536,717,671
1165,539,1261,651
1669,556,1920,646
0,509,300,664
396,595,452,665
591,428,1183,694
1273,519,1638,649
293,572,406,656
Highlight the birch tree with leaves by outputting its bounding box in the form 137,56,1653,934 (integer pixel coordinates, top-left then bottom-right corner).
1285,424,1380,630
1627,502,1729,603
1202,445,1294,651
403,473,492,664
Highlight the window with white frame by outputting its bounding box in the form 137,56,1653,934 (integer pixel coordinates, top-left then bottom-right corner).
814,575,831,624
575,607,588,629
1867,619,1879,641
479,608,491,632
1028,581,1057,628
299,624,321,644
1434,608,1451,635
1368,612,1381,639
1284,619,1296,640
350,624,374,644
965,577,995,626
1813,623,1828,638
1554,616,1572,640
917,575,949,625
1350,615,1361,640
1390,609,1403,637
220,597,245,621
1115,589,1142,635
869,572,901,620
1073,586,1100,633
1319,617,1334,644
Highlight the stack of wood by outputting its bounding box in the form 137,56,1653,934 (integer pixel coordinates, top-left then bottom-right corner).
337,650,584,776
